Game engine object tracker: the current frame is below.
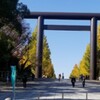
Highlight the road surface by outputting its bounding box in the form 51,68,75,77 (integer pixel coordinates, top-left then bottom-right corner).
0,79,100,100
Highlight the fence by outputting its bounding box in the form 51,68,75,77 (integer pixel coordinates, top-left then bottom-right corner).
32,92,100,100
3,92,100,100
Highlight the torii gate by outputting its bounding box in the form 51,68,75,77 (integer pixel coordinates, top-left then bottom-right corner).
25,12,99,80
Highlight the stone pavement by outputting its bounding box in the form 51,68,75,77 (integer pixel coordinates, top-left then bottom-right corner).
0,79,100,100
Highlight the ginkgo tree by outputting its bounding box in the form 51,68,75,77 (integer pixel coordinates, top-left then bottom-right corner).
70,23,100,79
70,64,79,78
79,45,90,77
20,26,56,78
97,24,100,78
79,60,89,76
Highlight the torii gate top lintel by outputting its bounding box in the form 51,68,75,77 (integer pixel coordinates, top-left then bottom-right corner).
25,12,100,20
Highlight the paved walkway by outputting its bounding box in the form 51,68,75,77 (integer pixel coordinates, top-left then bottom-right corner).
0,79,100,100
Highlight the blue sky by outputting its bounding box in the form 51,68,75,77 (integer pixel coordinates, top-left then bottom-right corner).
19,0,100,78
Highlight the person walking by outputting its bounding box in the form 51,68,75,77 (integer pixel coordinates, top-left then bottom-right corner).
71,77,76,87
22,74,27,88
82,76,85,87
62,73,64,79
58,74,61,81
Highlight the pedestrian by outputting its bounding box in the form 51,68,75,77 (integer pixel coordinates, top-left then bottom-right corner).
58,74,61,81
82,76,85,87
79,74,83,81
22,74,27,88
71,77,76,87
62,73,64,79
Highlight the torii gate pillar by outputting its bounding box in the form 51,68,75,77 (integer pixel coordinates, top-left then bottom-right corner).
90,17,97,80
35,16,44,78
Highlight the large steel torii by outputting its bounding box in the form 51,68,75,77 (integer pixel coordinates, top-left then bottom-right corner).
25,12,99,80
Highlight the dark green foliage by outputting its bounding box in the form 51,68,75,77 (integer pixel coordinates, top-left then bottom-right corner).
0,0,30,34
0,0,30,80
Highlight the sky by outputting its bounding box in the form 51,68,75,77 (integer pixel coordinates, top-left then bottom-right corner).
19,0,100,78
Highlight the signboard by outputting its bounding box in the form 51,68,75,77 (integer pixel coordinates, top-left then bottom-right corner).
11,66,16,90
11,66,16,99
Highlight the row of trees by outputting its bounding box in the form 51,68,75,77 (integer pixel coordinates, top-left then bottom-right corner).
0,0,56,80
19,27,56,78
70,24,100,79
0,0,30,73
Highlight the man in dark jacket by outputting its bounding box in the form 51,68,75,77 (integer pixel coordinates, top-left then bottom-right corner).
71,77,76,87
